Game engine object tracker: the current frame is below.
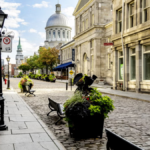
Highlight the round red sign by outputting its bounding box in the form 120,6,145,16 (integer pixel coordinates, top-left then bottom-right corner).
3,37,11,45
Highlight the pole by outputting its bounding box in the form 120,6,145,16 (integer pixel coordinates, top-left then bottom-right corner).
0,32,8,130
7,61,10,89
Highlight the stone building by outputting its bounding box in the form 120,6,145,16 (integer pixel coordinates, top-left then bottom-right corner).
45,3,72,48
112,0,150,92
73,0,113,82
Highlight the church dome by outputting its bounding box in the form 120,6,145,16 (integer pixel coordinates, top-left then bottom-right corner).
46,4,69,28
46,13,69,27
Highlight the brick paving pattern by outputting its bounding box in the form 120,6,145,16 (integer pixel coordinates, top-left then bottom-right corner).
10,78,150,150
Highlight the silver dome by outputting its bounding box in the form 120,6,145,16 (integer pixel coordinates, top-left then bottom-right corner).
46,13,69,27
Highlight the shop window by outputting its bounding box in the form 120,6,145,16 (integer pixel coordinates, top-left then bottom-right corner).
129,2,134,28
116,9,122,33
144,45,150,80
119,51,123,80
130,48,136,80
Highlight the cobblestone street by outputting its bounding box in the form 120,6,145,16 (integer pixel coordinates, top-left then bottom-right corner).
10,78,150,150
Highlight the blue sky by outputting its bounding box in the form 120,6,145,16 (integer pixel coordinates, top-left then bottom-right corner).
0,0,78,64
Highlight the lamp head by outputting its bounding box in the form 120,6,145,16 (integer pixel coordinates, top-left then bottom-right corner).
6,55,10,62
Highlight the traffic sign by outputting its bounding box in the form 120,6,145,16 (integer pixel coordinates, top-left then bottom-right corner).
1,36,12,53
69,70,75,78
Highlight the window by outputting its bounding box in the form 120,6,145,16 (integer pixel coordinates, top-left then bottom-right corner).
143,45,150,80
86,19,88,29
49,31,51,36
130,48,136,80
141,0,149,22
92,14,94,25
129,2,134,28
117,9,122,33
58,30,60,38
53,31,55,38
63,31,65,38
119,51,123,80
67,31,69,39
82,21,85,31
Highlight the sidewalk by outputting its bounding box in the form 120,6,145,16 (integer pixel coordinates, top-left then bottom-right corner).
56,79,150,103
0,81,66,150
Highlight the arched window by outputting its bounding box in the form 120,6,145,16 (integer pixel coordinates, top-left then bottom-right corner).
58,30,60,38
53,31,55,38
63,30,65,38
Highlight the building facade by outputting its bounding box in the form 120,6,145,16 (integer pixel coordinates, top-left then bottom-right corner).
45,4,72,48
73,0,113,82
112,0,150,92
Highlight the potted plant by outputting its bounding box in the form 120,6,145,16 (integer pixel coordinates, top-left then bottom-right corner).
49,73,56,82
18,76,33,93
64,84,114,139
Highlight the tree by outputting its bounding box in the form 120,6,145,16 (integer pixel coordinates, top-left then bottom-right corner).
38,47,59,74
18,63,30,74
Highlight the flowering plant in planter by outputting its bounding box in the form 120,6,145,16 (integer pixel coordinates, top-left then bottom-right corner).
49,74,56,82
63,73,114,139
18,76,33,92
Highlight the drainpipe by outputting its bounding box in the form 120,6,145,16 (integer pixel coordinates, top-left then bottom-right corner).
121,0,125,91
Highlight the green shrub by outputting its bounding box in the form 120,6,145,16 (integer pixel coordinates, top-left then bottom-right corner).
49,74,56,81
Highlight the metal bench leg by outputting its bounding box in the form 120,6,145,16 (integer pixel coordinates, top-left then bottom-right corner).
55,117,63,125
47,110,53,116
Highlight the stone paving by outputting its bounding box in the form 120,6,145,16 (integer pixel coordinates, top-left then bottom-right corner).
1,81,65,150
10,78,150,150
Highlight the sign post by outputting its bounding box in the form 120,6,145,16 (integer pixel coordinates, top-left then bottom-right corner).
68,67,75,91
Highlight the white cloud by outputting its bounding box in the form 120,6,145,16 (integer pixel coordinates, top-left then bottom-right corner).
62,7,75,38
29,29,37,33
0,0,28,28
29,29,45,39
33,1,50,8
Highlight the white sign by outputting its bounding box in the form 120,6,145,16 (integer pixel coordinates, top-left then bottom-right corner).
1,36,12,53
69,70,75,78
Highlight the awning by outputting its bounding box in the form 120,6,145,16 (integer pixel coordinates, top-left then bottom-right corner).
53,62,74,71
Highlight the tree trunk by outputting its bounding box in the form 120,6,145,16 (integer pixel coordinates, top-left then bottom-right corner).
46,65,48,74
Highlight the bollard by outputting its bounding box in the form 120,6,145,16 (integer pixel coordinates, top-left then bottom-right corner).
66,83,68,91
71,80,72,91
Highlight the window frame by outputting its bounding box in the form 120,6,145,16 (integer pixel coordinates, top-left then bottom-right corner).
129,48,136,81
129,1,134,28
118,50,124,81
142,45,150,81
117,8,122,33
142,0,149,23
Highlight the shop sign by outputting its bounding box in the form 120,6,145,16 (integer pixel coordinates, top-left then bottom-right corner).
104,43,113,46
72,49,75,61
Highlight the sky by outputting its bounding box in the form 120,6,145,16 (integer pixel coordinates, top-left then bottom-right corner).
0,0,78,64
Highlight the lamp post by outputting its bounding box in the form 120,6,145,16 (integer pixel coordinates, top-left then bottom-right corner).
0,7,8,131
6,56,10,89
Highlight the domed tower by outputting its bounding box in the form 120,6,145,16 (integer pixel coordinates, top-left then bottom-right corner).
45,3,72,48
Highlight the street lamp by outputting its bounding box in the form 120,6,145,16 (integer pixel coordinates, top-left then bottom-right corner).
0,7,8,131
6,56,10,89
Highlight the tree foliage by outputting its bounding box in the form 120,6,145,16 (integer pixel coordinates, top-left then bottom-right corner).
18,63,30,73
38,47,59,72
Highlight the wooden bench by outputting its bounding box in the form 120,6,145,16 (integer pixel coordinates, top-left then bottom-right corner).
105,129,143,150
25,83,36,97
47,98,65,125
